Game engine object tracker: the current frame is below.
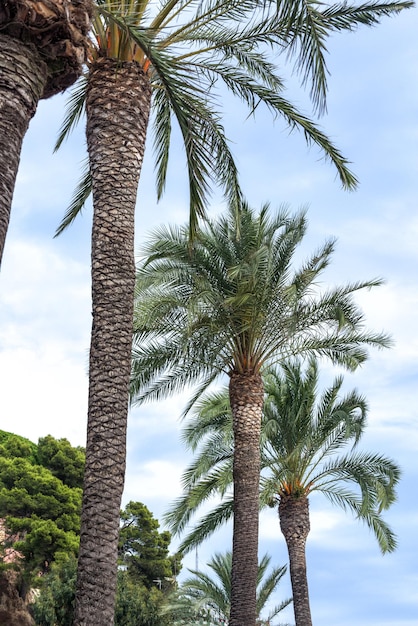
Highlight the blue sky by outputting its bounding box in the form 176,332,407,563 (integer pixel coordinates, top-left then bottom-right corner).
1,5,417,625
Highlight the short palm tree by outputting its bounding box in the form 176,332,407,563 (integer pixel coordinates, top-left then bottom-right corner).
163,551,292,626
165,358,400,626
55,1,411,622
0,0,92,265
131,203,390,626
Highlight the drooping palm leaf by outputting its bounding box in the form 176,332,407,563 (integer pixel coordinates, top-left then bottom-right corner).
55,0,413,235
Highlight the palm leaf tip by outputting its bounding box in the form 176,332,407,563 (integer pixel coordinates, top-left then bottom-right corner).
54,166,92,237
54,76,88,153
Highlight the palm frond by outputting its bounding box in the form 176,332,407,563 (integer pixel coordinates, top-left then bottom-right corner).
161,351,399,555
176,498,234,554
54,163,92,237
183,389,232,450
108,18,243,228
54,76,88,152
190,60,358,189
270,0,413,113
320,483,398,553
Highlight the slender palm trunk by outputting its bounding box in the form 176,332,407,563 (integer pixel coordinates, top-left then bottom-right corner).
0,35,47,266
229,370,264,626
279,494,312,626
73,58,151,626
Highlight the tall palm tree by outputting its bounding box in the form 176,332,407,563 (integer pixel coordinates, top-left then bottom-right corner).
63,2,356,622
131,203,391,626
164,358,400,626
54,2,411,622
0,0,92,265
163,551,292,626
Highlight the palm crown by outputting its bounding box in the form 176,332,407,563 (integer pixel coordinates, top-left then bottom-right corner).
131,203,390,405
165,358,400,555
163,551,292,625
56,0,412,233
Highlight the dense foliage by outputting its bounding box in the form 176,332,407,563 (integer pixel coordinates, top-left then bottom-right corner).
31,500,181,625
32,555,78,626
32,555,172,626
0,430,181,624
119,501,181,590
36,435,85,490
0,431,38,463
0,430,84,577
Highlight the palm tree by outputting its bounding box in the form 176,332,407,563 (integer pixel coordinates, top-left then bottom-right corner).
54,1,411,622
164,358,400,626
63,2,357,621
163,551,292,626
131,203,391,626
0,0,92,265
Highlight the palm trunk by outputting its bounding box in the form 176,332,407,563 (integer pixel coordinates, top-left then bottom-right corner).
73,58,151,626
229,370,264,626
0,35,47,266
279,494,312,626
0,1,91,266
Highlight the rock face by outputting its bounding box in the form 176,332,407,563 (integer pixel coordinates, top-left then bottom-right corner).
0,571,34,626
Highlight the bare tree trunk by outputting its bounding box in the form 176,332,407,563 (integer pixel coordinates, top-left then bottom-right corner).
229,370,264,626
279,494,312,626
73,59,151,626
0,35,47,265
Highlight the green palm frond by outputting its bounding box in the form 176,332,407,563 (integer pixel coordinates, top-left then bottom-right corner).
92,12,245,228
175,498,234,554
181,453,232,503
182,570,230,617
164,459,232,537
130,321,227,404
167,549,290,624
54,163,92,237
182,390,232,450
271,0,413,113
256,558,291,617
55,0,412,232
149,57,243,226
165,465,232,540
152,87,172,201
132,205,391,405
54,76,88,152
194,60,358,188
163,355,399,555
319,482,398,553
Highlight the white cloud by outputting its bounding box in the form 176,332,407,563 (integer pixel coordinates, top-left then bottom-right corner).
0,345,88,445
123,459,184,506
0,238,90,446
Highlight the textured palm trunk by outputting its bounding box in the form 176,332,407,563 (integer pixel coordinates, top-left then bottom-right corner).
73,59,151,626
229,370,264,626
279,494,312,626
0,0,91,266
0,35,47,265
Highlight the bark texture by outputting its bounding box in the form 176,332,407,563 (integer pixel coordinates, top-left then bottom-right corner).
229,370,264,626
0,0,92,265
0,35,47,265
73,58,151,626
279,494,312,626
0,0,92,98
